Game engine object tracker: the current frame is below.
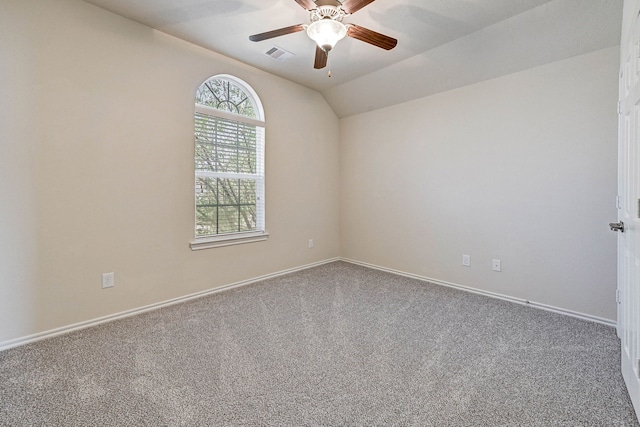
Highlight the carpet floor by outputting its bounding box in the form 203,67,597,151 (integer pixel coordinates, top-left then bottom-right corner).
0,261,638,426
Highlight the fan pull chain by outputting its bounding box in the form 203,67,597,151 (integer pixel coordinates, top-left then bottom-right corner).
327,54,332,78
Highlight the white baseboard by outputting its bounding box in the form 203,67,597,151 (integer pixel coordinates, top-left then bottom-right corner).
1,256,615,352
0,258,340,352
340,257,617,328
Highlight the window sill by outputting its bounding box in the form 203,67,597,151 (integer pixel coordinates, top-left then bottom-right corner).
190,231,269,250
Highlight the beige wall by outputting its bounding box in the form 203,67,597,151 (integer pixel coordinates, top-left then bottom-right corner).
0,0,340,344
340,46,619,321
0,0,621,345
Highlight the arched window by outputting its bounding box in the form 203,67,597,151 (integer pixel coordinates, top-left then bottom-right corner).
191,75,267,250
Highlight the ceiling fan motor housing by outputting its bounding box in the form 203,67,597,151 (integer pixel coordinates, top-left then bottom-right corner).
310,1,346,23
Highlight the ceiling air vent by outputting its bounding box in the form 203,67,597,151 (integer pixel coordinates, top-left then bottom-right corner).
264,46,294,62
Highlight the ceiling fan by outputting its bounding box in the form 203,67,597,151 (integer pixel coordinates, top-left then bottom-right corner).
249,0,397,70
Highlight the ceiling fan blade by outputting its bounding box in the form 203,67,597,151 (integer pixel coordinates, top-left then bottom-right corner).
314,45,328,69
347,24,397,50
294,0,317,10
249,24,306,42
340,0,375,14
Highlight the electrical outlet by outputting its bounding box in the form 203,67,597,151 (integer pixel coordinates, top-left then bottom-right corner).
102,272,114,288
492,259,502,272
462,254,471,267
308,239,314,249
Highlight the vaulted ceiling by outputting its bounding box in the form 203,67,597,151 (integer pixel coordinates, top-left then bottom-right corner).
82,0,622,117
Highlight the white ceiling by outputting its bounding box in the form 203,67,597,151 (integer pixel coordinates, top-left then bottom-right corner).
82,0,622,117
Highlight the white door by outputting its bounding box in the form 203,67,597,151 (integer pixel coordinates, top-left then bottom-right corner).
618,0,640,418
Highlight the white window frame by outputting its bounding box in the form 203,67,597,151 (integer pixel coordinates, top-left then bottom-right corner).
190,75,267,250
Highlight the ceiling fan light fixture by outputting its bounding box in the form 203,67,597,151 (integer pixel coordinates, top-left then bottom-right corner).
306,19,347,51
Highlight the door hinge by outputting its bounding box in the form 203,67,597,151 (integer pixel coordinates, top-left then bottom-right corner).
618,101,623,114
617,195,622,209
616,289,622,304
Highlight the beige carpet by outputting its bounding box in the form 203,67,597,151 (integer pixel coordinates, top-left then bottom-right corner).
0,261,637,426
